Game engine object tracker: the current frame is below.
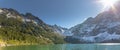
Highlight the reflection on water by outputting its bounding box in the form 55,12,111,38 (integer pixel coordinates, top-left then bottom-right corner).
1,43,120,50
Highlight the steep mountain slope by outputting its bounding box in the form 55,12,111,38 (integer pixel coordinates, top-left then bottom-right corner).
0,8,65,45
49,24,74,36
48,25,68,36
65,1,120,43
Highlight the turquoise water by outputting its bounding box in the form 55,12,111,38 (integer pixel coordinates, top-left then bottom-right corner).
1,43,120,50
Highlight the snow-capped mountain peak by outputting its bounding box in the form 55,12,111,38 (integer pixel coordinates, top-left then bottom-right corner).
65,1,120,43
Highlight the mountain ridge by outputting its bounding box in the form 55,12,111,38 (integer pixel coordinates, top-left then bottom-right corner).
65,1,120,43
0,8,66,45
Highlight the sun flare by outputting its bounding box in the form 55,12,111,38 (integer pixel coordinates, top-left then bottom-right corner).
99,0,118,11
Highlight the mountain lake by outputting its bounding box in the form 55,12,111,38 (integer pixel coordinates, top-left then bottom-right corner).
0,43,120,50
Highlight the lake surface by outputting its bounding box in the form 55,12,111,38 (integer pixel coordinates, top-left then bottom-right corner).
0,43,120,50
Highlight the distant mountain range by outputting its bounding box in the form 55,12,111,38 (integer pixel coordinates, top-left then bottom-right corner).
0,1,120,45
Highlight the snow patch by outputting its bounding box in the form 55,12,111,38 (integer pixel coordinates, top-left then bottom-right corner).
64,31,73,36
22,18,31,22
75,32,120,42
82,36,95,42
108,22,120,28
32,21,38,25
105,33,120,40
6,13,16,18
96,32,109,37
0,9,3,14
81,24,96,33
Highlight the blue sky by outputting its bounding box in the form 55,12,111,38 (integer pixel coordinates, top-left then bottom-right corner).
0,0,103,28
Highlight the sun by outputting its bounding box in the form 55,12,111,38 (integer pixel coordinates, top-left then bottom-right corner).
99,0,118,11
